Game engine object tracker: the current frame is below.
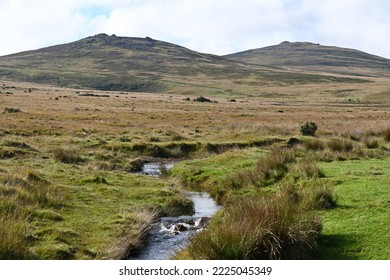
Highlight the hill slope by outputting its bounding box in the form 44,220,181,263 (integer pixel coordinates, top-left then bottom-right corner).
0,34,236,92
0,35,372,93
225,41,390,77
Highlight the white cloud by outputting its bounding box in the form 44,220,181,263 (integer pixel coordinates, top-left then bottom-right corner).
0,0,389,58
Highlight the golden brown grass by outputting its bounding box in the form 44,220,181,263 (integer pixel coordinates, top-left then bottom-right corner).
1,78,390,144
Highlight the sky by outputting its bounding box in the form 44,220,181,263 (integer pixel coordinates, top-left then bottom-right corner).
0,0,389,58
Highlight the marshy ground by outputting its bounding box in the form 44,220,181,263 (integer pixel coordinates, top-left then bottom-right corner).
0,77,389,259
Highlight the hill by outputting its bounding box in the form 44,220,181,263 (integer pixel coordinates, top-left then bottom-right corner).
225,41,390,77
0,34,233,92
0,35,373,94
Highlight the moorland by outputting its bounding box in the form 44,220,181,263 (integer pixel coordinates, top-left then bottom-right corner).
0,34,389,259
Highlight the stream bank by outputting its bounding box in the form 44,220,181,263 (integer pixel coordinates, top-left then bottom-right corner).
129,163,221,260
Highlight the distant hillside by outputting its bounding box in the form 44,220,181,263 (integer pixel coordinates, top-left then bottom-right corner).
0,35,371,93
225,41,390,77
0,34,233,92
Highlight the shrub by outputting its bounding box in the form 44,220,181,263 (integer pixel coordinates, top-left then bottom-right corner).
300,122,318,136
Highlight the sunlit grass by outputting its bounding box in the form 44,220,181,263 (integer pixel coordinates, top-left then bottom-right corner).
317,158,390,259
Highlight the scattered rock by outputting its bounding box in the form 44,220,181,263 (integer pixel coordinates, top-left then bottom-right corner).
4,107,21,113
193,96,212,103
159,216,211,235
194,217,211,227
79,93,110,97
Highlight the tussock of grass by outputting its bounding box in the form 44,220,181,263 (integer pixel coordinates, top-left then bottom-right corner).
53,148,84,164
3,141,34,150
0,172,63,259
327,138,354,152
26,171,50,186
125,158,144,173
172,146,295,203
79,175,109,184
162,195,194,216
254,146,295,186
291,158,325,179
0,173,59,208
186,193,322,260
304,138,325,151
309,185,337,210
362,137,379,149
0,213,33,259
220,146,295,193
382,128,390,142
280,182,337,211
107,210,158,260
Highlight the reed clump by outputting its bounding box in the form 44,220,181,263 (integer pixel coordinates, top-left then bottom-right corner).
186,191,322,260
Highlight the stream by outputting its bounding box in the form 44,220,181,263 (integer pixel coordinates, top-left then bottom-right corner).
129,163,221,260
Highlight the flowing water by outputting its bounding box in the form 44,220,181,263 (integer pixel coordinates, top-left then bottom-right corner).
141,162,175,176
129,163,221,260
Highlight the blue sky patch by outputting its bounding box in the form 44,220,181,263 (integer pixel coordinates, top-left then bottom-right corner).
79,6,111,18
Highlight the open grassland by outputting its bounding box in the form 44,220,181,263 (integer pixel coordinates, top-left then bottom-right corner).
1,78,389,140
0,151,193,259
1,76,390,259
317,158,390,259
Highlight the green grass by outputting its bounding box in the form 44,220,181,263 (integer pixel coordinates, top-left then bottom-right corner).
316,158,390,259
171,145,298,202
0,140,193,260
171,148,266,192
